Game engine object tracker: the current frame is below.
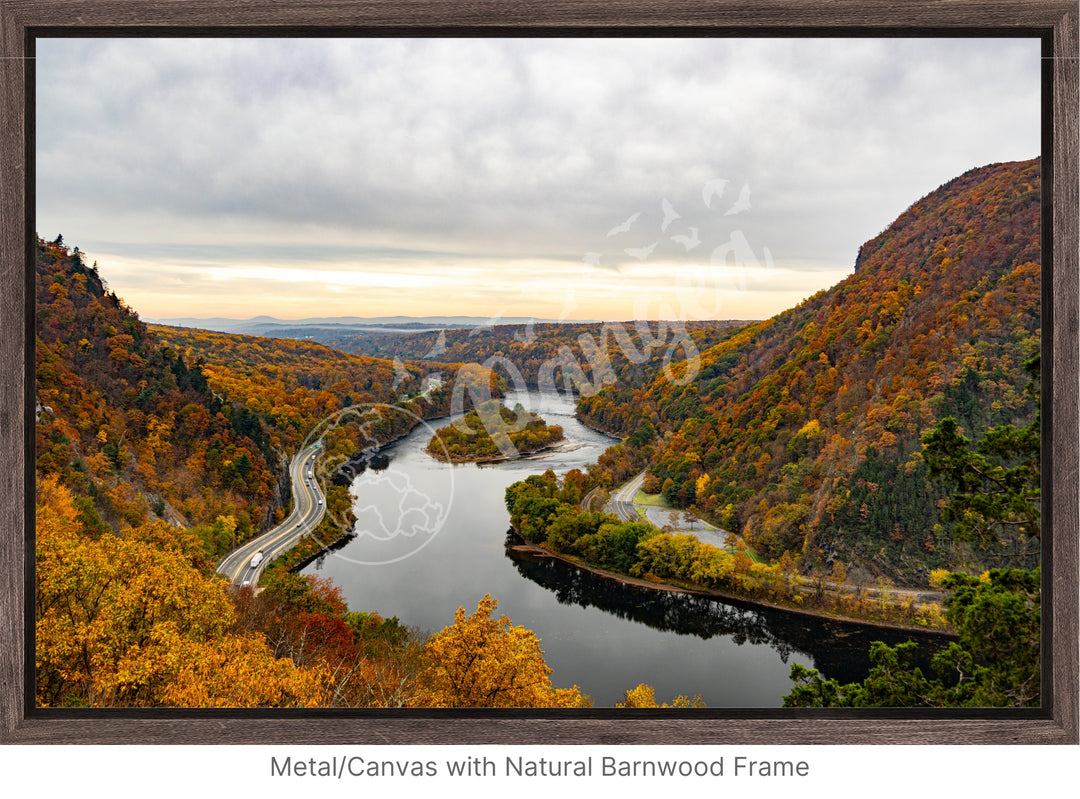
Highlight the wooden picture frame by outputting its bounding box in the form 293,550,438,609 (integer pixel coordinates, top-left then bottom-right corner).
1,0,1076,744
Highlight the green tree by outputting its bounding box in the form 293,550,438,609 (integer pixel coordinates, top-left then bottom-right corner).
788,356,1041,708
931,568,1040,705
921,354,1040,548
783,568,1040,707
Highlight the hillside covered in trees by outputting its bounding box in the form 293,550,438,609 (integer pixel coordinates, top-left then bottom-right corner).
36,237,285,547
36,236,470,558
148,324,485,482
149,324,434,455
308,319,747,395
33,156,1042,707
37,472,590,708
36,237,591,708
577,159,1041,586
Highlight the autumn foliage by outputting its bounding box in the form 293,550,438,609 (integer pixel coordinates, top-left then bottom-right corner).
578,159,1041,584
37,476,590,707
33,157,1042,706
150,323,440,455
35,234,599,708
616,683,705,708
417,594,589,707
426,401,564,462
35,477,327,707
306,320,745,396
36,237,283,549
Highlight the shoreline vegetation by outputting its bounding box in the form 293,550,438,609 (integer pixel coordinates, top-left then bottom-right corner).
425,401,565,463
506,533,953,636
505,471,953,634
279,400,952,635
263,398,563,580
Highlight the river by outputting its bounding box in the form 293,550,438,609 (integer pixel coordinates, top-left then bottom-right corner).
302,389,950,707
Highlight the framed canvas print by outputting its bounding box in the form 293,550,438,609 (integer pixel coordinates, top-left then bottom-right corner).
1,0,1076,745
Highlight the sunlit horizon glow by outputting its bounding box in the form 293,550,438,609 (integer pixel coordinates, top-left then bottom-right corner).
96,252,849,323
36,37,1040,324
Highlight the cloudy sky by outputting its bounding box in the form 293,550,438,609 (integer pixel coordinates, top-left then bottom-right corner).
36,37,1040,323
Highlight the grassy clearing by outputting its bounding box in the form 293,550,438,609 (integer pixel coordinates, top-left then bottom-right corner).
633,490,670,508
630,487,766,563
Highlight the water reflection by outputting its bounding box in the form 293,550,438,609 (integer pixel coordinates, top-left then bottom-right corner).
305,387,955,704
504,532,953,686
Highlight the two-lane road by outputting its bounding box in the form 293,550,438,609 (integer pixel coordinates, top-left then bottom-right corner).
217,442,327,587
609,471,647,523
607,471,742,551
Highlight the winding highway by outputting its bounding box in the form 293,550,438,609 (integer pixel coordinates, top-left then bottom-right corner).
217,442,326,588
609,471,647,523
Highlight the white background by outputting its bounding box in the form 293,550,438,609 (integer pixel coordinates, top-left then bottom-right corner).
1,743,1075,796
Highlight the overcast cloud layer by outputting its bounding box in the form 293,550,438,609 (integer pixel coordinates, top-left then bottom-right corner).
36,38,1040,321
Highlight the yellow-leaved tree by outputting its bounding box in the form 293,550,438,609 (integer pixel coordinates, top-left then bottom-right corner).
36,477,327,707
417,594,589,708
615,683,706,708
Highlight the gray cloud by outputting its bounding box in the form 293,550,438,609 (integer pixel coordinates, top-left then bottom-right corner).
35,37,1040,318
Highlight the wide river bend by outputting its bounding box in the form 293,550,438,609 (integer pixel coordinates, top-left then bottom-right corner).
303,389,949,707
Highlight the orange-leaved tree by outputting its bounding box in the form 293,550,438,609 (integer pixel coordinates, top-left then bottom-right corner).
35,476,327,707
417,594,589,708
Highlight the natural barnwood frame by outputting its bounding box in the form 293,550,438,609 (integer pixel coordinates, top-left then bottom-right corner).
1,0,1076,744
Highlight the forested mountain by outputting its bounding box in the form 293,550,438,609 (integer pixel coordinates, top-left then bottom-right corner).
309,319,749,393
149,324,455,453
34,236,580,708
35,238,341,706
578,159,1041,585
31,156,1042,707
36,237,284,541
35,237,471,556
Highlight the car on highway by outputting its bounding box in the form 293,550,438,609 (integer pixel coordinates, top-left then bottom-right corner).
249,551,264,568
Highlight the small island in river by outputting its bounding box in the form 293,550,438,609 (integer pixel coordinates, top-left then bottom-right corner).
426,401,565,463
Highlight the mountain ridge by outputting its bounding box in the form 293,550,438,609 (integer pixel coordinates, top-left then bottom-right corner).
578,158,1041,586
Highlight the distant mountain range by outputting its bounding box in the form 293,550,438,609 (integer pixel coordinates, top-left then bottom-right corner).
146,315,593,336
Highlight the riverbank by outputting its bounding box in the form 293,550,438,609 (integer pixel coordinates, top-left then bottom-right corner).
574,412,625,440
270,406,460,579
283,392,579,578
306,385,928,706
507,529,954,636
276,530,357,574
280,392,579,583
